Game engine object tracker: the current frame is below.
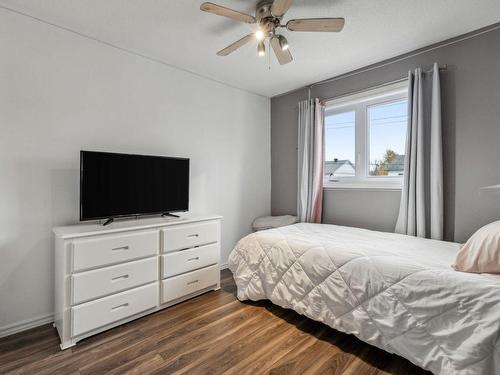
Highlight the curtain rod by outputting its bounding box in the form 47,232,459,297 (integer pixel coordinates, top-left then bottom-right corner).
307,64,447,101
309,62,447,90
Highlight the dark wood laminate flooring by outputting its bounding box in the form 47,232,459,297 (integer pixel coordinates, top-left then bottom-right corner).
0,270,431,375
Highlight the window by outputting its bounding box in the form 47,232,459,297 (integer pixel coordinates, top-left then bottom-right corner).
325,111,355,178
368,99,408,177
324,81,408,188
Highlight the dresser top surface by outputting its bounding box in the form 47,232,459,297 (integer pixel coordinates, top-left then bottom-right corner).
53,214,222,239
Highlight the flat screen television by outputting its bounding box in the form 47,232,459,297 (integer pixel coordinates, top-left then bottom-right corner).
80,151,189,222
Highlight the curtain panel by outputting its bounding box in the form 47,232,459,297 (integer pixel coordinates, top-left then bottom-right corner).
297,98,325,223
395,63,443,239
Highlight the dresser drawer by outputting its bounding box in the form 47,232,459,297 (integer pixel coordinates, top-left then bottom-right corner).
161,243,219,278
162,222,218,252
71,257,158,305
71,283,157,337
161,265,219,304
72,230,158,271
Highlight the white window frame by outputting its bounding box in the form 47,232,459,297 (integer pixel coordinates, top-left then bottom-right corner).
323,80,409,190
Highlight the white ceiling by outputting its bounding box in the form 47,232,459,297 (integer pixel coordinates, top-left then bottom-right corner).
1,0,499,97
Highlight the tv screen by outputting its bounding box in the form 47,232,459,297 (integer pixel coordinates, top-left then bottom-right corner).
80,151,189,221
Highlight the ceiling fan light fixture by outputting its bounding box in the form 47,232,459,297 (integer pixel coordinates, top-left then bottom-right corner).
257,41,266,57
201,1,345,66
255,29,265,40
278,34,289,51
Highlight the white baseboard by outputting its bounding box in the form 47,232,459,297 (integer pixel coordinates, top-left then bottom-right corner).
0,313,54,338
220,262,229,270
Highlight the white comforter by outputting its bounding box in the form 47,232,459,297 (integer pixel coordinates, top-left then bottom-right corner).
228,223,500,375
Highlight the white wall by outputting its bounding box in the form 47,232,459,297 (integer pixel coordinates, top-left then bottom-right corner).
0,9,270,333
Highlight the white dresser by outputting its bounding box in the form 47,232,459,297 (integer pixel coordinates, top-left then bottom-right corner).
53,215,222,349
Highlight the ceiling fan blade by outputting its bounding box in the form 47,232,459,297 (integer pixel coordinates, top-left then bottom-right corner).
271,0,293,17
200,2,256,24
270,36,293,65
287,18,345,32
217,34,254,56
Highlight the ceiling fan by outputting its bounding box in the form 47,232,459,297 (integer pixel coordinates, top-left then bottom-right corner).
200,0,345,65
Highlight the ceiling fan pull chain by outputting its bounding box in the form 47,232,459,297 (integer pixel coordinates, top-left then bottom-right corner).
268,38,271,70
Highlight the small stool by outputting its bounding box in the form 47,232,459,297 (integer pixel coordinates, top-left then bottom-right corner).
252,215,299,231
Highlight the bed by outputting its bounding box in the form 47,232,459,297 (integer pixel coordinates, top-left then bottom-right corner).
228,223,500,375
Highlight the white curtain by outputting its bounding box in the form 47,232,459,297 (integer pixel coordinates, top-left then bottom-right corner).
395,63,443,239
297,98,325,223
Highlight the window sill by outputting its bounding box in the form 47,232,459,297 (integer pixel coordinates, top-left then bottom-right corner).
323,182,402,191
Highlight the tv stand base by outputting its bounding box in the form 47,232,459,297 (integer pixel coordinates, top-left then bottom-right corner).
161,212,180,218
102,218,114,226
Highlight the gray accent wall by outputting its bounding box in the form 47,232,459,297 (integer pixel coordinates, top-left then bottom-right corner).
271,24,500,243
323,189,402,233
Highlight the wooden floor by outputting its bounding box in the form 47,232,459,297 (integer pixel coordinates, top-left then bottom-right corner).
0,270,431,375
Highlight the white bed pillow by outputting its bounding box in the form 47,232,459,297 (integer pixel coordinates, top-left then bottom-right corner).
453,220,500,274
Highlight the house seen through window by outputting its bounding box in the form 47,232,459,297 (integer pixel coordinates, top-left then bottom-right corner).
324,81,408,187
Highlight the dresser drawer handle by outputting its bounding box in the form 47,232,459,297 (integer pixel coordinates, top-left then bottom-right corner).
187,280,199,285
111,274,129,281
187,234,199,238
112,246,129,251
187,257,200,262
111,303,129,311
